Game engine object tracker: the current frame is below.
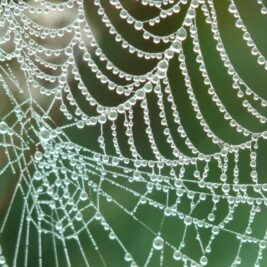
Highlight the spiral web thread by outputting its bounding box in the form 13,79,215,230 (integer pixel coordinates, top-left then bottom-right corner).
0,0,267,266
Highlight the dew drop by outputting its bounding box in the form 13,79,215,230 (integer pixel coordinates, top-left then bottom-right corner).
0,122,8,134
108,110,118,121
164,207,172,217
173,250,182,261
34,151,43,161
39,128,50,142
34,171,42,181
55,221,63,231
109,232,116,240
200,255,208,265
177,27,187,41
135,89,145,100
259,240,266,249
124,253,132,262
171,40,182,53
153,236,164,250
0,256,6,264
94,211,102,220
212,226,220,235
75,212,83,221
157,60,168,72
134,21,143,31
184,216,192,225
80,191,88,201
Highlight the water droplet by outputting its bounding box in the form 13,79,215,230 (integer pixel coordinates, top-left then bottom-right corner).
77,121,85,129
177,27,187,41
144,82,153,93
75,212,83,221
235,256,241,265
164,207,172,217
0,255,6,264
0,122,8,134
124,253,132,262
34,171,42,181
171,40,182,53
55,221,63,231
134,21,143,31
158,60,168,72
94,212,101,220
72,173,78,181
98,115,107,124
208,213,215,221
259,240,266,249
34,151,43,161
228,4,237,13
173,250,181,261
133,170,141,180
109,232,116,240
184,216,192,225
153,236,164,250
212,226,220,235
80,191,88,201
200,255,208,265
39,128,50,142
135,89,145,100
108,110,118,121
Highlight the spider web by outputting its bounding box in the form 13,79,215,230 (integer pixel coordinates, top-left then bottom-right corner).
0,0,267,266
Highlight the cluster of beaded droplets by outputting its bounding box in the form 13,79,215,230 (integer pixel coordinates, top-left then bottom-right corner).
0,0,267,266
